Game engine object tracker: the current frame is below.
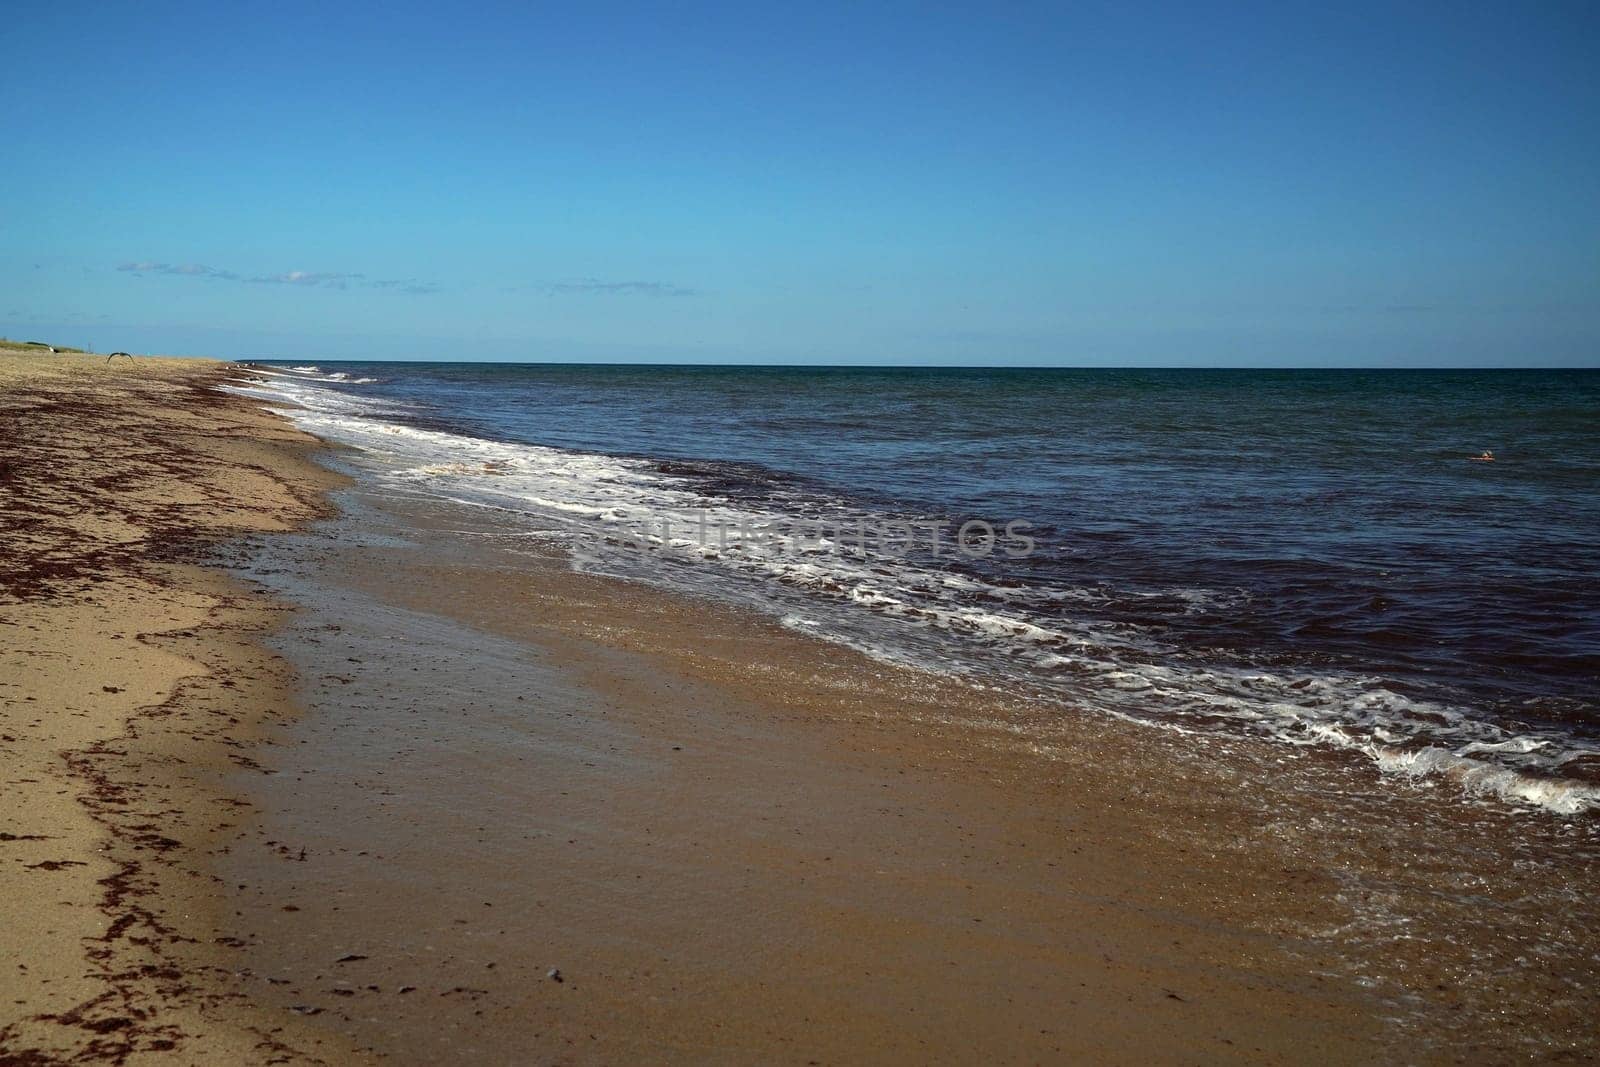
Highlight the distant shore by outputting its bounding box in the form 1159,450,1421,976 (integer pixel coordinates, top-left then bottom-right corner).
2,345,1596,1063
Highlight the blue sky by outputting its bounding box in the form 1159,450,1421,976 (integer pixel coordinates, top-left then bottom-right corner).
3,1,1597,365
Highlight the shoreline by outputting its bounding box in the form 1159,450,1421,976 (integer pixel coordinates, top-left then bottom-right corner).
3,348,1597,1062
233,361,1600,819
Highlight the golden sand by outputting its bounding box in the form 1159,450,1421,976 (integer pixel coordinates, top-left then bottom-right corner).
0,347,355,1061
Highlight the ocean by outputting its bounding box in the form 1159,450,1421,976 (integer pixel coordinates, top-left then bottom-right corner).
230,363,1600,815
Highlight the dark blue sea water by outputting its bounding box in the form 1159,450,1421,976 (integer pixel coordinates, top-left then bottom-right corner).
235,363,1600,813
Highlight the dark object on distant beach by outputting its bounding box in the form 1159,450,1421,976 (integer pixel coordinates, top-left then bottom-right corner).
546,967,563,983
23,341,56,353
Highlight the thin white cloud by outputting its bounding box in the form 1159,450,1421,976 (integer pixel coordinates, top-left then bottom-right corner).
247,270,363,289
118,261,239,280
370,278,441,295
545,279,697,297
116,261,690,299
117,261,438,294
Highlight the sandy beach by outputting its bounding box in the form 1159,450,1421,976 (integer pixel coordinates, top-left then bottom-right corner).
3,347,1598,1064
0,347,356,1061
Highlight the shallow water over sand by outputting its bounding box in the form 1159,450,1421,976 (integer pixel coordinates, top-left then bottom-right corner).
213,472,1600,1061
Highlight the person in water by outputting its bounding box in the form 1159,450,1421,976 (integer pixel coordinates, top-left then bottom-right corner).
1470,450,1495,462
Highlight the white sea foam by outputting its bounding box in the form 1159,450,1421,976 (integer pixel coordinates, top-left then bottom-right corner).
226,370,1600,817
239,364,379,385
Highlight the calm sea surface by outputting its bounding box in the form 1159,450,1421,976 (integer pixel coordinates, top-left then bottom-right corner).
237,364,1600,814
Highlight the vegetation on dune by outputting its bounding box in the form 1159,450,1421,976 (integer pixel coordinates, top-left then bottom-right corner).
0,337,91,354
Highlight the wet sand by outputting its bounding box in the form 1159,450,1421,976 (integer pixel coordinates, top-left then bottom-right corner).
3,347,1598,1063
219,480,1599,1063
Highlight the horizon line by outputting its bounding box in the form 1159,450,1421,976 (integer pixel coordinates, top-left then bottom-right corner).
237,358,1600,371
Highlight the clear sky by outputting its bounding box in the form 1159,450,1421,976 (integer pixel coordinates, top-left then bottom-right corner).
4,1,1597,365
